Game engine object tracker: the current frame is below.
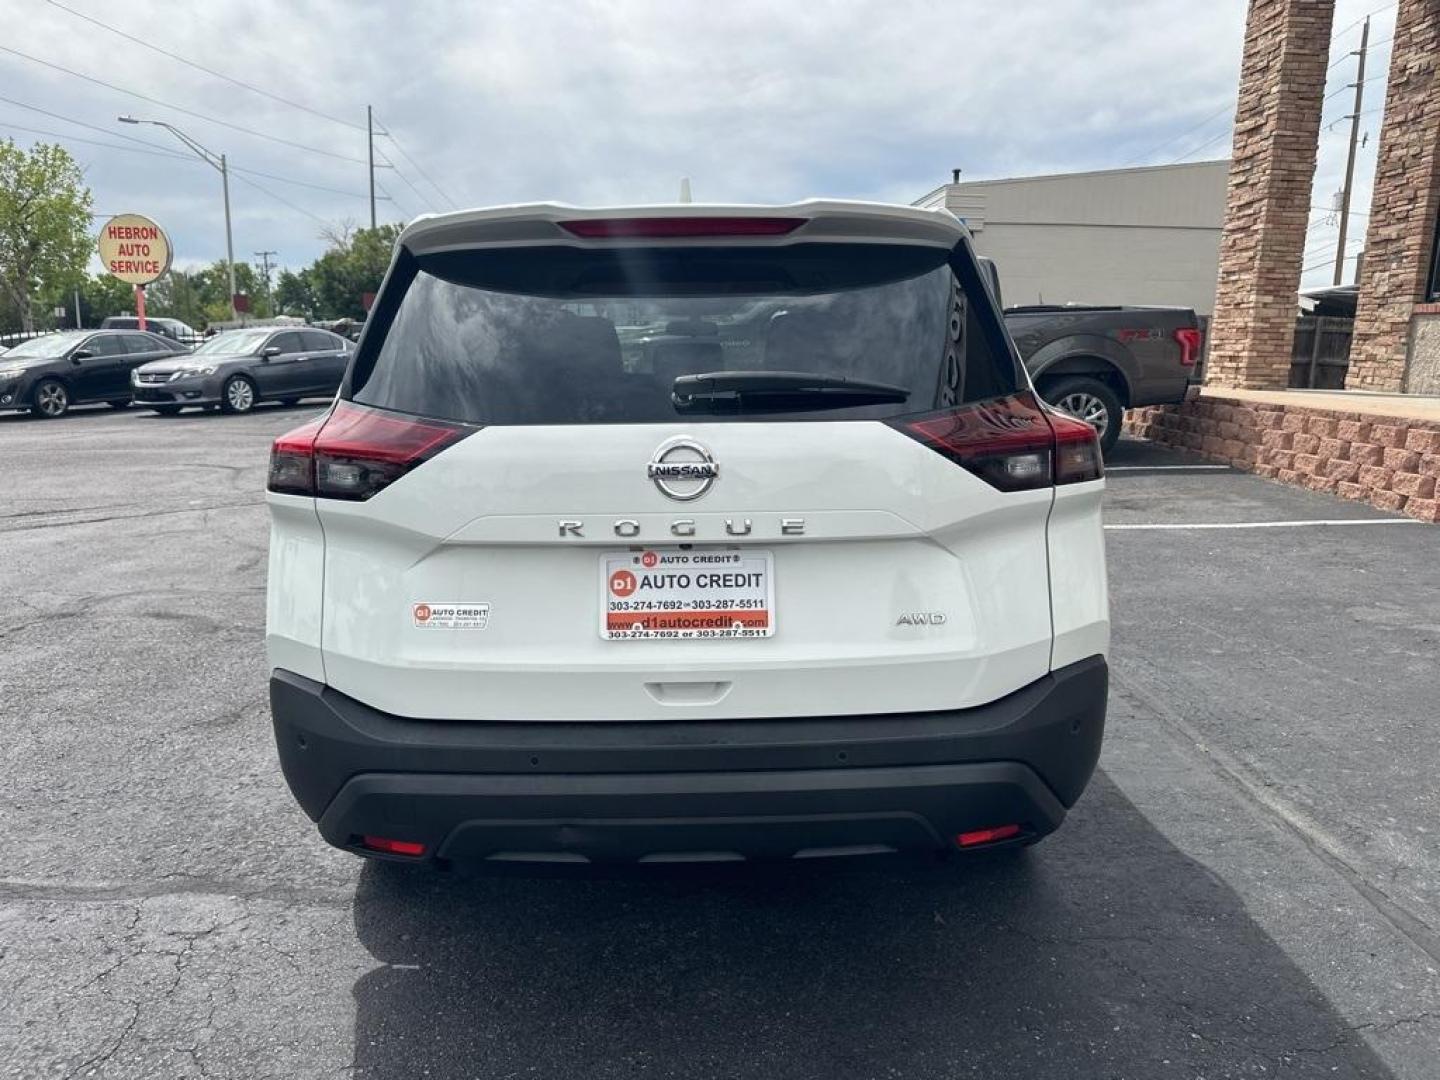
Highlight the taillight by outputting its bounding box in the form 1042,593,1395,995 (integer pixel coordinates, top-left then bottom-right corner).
267,414,325,496
558,216,806,239
266,401,474,500
889,391,1102,491
1047,409,1105,484
1174,326,1202,367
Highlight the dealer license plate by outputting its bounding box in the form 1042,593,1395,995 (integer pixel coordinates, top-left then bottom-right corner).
600,548,774,640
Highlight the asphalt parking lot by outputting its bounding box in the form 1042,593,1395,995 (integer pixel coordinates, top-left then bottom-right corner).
2,403,1438,1079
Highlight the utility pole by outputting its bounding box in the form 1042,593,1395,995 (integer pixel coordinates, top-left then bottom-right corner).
254,250,277,315
1334,16,1369,286
367,105,376,230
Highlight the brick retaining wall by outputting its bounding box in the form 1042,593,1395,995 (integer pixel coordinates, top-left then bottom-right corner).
1123,398,1440,522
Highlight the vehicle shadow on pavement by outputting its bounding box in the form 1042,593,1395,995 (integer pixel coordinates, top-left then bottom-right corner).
348,771,1392,1079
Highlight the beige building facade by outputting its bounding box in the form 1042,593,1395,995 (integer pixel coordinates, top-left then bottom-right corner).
914,160,1229,315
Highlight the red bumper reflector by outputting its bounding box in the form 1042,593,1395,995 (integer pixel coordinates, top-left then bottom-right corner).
558,216,806,239
955,823,1023,848
361,835,427,857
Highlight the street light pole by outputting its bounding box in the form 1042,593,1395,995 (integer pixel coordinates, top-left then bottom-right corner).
221,153,237,320
117,115,238,320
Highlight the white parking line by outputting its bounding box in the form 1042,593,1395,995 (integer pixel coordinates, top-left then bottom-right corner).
1106,465,1233,472
1105,518,1422,531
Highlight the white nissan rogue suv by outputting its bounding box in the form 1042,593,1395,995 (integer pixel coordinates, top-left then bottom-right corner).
265,201,1109,866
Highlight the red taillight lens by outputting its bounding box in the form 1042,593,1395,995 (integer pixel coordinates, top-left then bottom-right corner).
558,216,806,239
1174,326,1202,367
267,414,326,496
267,401,474,500
890,392,1102,490
956,823,1023,848
360,835,427,857
1047,409,1105,484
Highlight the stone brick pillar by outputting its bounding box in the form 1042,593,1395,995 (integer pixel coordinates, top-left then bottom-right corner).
1346,0,1440,392
1206,0,1335,389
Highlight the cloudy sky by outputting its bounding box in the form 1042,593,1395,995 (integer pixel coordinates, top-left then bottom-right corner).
0,0,1398,288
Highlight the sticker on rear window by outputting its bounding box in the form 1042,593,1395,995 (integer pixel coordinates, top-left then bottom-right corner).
412,602,490,629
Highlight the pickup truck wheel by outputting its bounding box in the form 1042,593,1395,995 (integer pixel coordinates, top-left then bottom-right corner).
1042,376,1122,454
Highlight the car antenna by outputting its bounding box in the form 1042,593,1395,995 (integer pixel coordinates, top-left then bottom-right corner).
679,177,692,204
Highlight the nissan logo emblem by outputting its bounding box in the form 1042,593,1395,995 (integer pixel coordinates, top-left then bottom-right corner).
647,436,718,501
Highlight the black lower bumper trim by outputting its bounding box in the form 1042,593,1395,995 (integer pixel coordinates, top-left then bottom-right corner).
270,656,1107,863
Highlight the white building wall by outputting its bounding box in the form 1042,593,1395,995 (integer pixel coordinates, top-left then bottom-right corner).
915,161,1229,315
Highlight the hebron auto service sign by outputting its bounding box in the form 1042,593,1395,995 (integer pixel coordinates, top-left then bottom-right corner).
97,213,171,286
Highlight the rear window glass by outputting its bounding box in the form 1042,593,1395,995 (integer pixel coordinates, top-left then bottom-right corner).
351,243,1016,425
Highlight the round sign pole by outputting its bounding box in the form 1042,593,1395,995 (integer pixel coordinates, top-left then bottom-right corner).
97,215,172,328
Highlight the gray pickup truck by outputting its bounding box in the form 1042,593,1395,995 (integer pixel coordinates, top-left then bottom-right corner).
1004,304,1204,453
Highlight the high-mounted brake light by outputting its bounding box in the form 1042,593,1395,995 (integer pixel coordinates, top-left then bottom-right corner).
558,217,806,239
267,401,475,501
889,391,1102,491
1174,326,1203,367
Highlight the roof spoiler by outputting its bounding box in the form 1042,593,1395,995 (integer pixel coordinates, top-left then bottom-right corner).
399,201,971,256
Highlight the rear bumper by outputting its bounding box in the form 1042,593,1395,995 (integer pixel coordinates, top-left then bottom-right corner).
268,655,1107,864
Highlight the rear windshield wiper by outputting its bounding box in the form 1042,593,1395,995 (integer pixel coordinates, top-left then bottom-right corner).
672,370,909,413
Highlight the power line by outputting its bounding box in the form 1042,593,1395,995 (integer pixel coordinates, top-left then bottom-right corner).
1125,102,1233,165
1169,127,1233,164
1171,67,1389,163
37,2,458,214
374,116,460,208
43,0,366,133
0,43,367,164
380,154,438,212
0,93,187,155
1302,249,1362,275
1,117,342,228
1330,1,1396,46
232,171,330,226
0,119,193,160
1131,3,1397,167
0,96,369,197
41,0,457,211
376,181,410,220
229,167,367,199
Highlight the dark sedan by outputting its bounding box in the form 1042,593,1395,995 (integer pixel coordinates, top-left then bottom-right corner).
0,330,190,418
131,327,352,415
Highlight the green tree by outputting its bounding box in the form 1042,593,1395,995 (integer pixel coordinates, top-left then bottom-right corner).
144,268,206,329
273,268,316,318
36,272,133,329
308,224,401,319
0,140,94,332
